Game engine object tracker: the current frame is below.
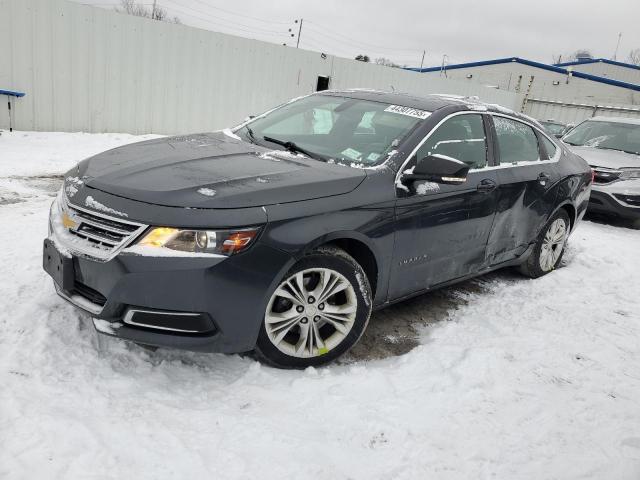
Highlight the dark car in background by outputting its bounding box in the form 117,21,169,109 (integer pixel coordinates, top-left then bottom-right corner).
562,116,640,228
44,91,592,368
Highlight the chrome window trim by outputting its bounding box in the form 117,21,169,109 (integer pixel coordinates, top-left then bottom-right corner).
123,308,203,333
394,110,561,189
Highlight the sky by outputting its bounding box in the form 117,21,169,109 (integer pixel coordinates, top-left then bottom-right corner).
77,0,640,68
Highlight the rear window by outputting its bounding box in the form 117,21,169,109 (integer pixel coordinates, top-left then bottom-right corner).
494,116,540,164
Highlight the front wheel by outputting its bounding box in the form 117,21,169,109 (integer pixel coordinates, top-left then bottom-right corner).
519,209,570,278
254,246,372,369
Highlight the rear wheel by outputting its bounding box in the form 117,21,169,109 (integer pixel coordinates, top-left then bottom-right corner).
254,246,372,369
519,209,570,278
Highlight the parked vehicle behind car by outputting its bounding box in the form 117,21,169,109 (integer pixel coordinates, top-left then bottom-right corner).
540,119,569,138
562,116,640,228
43,91,592,368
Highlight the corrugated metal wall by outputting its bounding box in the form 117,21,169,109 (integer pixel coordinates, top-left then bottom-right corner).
0,0,518,134
565,61,640,86
419,63,640,105
524,98,640,124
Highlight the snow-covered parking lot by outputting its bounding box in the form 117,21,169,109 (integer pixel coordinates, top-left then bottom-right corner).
1,131,640,479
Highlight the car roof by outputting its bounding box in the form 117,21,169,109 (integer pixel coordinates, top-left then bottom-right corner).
586,116,640,125
317,89,540,126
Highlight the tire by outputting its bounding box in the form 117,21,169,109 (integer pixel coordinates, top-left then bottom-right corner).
631,219,640,230
518,209,570,279
254,246,372,369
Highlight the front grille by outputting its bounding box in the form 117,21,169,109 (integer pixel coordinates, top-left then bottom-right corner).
592,167,622,185
62,197,146,261
72,282,107,306
613,194,640,207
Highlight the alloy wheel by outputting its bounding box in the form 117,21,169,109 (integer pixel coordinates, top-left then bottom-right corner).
265,268,358,358
539,218,567,272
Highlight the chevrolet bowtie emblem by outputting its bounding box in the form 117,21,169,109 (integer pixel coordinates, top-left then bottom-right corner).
62,212,77,229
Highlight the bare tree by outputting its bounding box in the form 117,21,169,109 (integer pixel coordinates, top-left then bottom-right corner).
116,0,180,24
374,57,401,68
628,49,640,66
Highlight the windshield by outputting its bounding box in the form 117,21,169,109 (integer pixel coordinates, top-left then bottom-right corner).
236,95,428,166
540,121,565,135
563,120,640,155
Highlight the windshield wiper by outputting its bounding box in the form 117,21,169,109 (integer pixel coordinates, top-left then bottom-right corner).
245,126,257,144
263,136,323,160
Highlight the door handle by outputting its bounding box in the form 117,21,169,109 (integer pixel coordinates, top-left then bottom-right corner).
538,172,551,186
476,179,497,193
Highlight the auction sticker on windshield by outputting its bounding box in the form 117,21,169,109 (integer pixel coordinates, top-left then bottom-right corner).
384,105,431,119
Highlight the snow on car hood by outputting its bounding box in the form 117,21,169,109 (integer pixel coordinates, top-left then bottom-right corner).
72,132,366,209
567,145,640,170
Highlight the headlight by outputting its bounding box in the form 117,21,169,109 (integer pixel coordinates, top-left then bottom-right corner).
136,227,260,256
620,169,640,179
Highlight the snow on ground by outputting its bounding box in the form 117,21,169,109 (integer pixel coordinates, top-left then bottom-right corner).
1,131,640,479
0,130,162,177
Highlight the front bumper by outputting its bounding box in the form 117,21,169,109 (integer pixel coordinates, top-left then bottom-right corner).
588,183,640,220
46,238,294,353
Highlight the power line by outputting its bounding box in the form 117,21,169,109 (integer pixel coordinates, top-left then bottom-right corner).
160,0,286,37
305,21,421,54
186,0,291,25
78,0,437,66
302,28,425,65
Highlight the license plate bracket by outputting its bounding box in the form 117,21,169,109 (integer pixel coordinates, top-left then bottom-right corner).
43,239,75,291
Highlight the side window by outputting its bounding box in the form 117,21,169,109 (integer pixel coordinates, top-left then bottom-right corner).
493,116,540,164
541,135,558,160
416,114,487,169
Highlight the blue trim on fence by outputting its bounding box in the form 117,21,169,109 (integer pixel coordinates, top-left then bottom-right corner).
0,89,26,97
554,58,640,72
405,57,640,92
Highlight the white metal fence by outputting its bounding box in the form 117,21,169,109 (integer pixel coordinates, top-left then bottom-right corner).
0,0,519,135
524,97,640,125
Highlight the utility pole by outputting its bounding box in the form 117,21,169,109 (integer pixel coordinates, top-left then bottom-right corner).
613,32,622,60
420,50,425,70
296,18,303,48
440,54,448,77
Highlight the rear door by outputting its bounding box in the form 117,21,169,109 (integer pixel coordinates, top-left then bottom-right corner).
389,112,500,299
486,115,561,264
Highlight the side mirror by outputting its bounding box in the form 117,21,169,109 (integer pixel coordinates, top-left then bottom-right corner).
403,154,470,185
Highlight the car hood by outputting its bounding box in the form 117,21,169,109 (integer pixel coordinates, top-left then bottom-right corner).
567,145,640,169
73,132,366,209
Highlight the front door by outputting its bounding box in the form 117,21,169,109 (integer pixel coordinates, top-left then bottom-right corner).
486,115,561,264
389,113,499,300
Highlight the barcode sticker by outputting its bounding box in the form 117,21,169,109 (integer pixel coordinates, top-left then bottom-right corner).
384,105,431,119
